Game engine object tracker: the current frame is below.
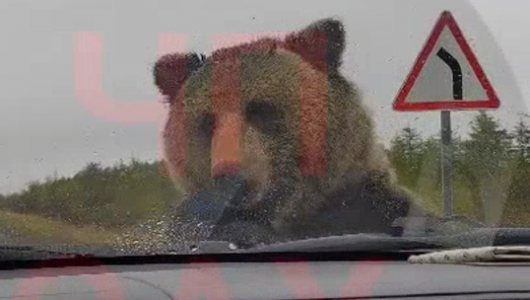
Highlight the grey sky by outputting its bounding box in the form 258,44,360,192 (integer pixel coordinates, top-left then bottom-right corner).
0,0,527,194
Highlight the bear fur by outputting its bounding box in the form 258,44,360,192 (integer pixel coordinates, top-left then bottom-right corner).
153,17,426,247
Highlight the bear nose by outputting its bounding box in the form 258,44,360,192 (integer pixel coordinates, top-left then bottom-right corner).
211,112,241,178
212,161,241,178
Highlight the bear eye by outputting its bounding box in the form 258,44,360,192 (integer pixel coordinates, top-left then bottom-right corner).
198,113,215,139
245,100,283,134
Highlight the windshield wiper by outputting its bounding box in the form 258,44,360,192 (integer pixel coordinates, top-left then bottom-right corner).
168,226,530,255
226,234,446,254
159,234,446,256
0,244,127,262
238,228,530,254
165,214,487,254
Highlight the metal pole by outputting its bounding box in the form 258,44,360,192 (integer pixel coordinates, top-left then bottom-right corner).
441,110,454,217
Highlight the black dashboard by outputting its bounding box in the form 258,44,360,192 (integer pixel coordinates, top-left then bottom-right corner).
1,258,530,300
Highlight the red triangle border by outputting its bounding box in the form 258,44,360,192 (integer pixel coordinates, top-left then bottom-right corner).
392,11,500,111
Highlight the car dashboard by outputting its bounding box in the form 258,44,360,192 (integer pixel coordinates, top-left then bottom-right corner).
1,257,530,300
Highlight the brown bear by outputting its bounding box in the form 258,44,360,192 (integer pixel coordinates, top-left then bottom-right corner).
153,17,426,247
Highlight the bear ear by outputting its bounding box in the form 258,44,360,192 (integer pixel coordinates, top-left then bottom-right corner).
284,18,346,71
153,52,207,102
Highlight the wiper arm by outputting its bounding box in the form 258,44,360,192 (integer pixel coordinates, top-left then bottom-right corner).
168,215,486,254
0,244,125,262
0,245,81,261
169,177,253,246
241,228,530,254
167,234,446,255
173,227,530,255
241,234,446,254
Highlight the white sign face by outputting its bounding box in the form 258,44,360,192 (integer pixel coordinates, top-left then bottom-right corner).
393,10,500,111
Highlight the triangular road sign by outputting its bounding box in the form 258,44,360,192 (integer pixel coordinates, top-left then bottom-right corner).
393,11,500,111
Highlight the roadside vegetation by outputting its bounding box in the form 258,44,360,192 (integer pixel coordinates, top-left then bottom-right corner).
1,111,529,244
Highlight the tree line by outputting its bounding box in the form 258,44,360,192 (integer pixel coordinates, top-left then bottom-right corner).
388,112,530,225
0,159,181,228
0,111,529,228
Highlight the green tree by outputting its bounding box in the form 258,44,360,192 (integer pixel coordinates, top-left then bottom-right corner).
459,112,512,224
388,127,425,188
502,116,530,225
511,117,530,162
0,159,181,228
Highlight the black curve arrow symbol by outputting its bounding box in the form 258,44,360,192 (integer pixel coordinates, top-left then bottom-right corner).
436,47,463,100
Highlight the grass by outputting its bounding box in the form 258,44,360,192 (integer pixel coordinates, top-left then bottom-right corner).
405,181,530,227
1,182,529,249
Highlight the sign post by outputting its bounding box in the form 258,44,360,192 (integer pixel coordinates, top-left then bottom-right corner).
440,110,453,217
392,10,500,217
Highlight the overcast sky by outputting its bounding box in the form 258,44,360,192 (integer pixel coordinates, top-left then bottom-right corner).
0,0,528,194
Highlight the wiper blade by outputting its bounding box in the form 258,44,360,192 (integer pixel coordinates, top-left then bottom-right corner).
169,176,251,246
0,244,125,261
165,234,446,255
167,215,483,255
0,245,80,261
240,228,530,254
169,227,530,255
241,234,446,254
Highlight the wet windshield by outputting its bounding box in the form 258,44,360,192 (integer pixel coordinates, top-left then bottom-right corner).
0,0,528,256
